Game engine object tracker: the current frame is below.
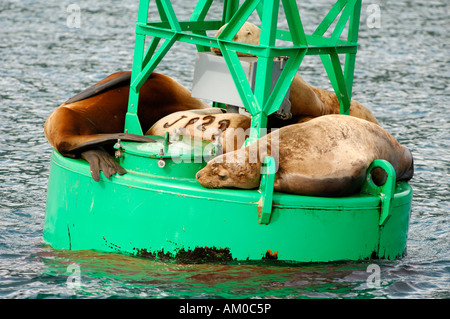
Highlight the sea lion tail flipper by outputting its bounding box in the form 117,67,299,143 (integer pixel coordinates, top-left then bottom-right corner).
398,149,414,182
66,133,156,154
65,72,132,104
81,148,127,182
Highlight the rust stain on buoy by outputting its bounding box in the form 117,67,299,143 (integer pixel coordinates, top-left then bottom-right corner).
263,249,278,260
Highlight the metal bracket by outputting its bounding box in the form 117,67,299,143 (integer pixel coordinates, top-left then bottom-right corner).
361,160,397,226
258,156,276,225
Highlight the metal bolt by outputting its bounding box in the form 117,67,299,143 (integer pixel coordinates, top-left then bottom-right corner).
115,138,123,158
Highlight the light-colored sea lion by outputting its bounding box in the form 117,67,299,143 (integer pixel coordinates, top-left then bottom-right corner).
44,71,209,181
267,74,380,129
211,22,379,126
196,115,414,197
146,110,251,154
289,74,380,124
211,22,261,57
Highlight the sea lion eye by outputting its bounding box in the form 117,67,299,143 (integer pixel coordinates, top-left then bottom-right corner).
218,169,228,180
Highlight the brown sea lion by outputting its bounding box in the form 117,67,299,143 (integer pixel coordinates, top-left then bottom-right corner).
196,115,414,197
146,110,251,154
44,71,209,181
211,22,379,126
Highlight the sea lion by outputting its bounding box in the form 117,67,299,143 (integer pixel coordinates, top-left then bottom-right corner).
211,22,261,57
146,110,251,154
44,71,209,181
289,74,380,124
211,22,379,126
266,74,380,129
196,115,414,197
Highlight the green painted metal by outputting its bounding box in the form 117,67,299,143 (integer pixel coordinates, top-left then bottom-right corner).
43,0,413,263
190,0,215,53
361,160,397,226
124,0,362,142
44,149,412,262
258,156,276,225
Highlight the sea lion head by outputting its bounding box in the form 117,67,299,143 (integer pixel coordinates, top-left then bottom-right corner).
196,149,262,189
231,22,260,45
211,22,261,57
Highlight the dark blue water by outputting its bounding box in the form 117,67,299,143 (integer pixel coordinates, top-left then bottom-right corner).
0,0,448,299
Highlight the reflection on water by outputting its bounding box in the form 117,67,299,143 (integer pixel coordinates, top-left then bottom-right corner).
0,0,448,299
34,249,391,299
30,247,448,299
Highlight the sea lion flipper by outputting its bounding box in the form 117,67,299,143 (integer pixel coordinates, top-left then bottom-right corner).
81,148,127,182
67,133,154,181
65,72,132,104
67,133,156,154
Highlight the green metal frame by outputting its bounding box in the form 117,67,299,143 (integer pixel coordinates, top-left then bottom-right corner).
125,0,362,144
124,0,374,228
